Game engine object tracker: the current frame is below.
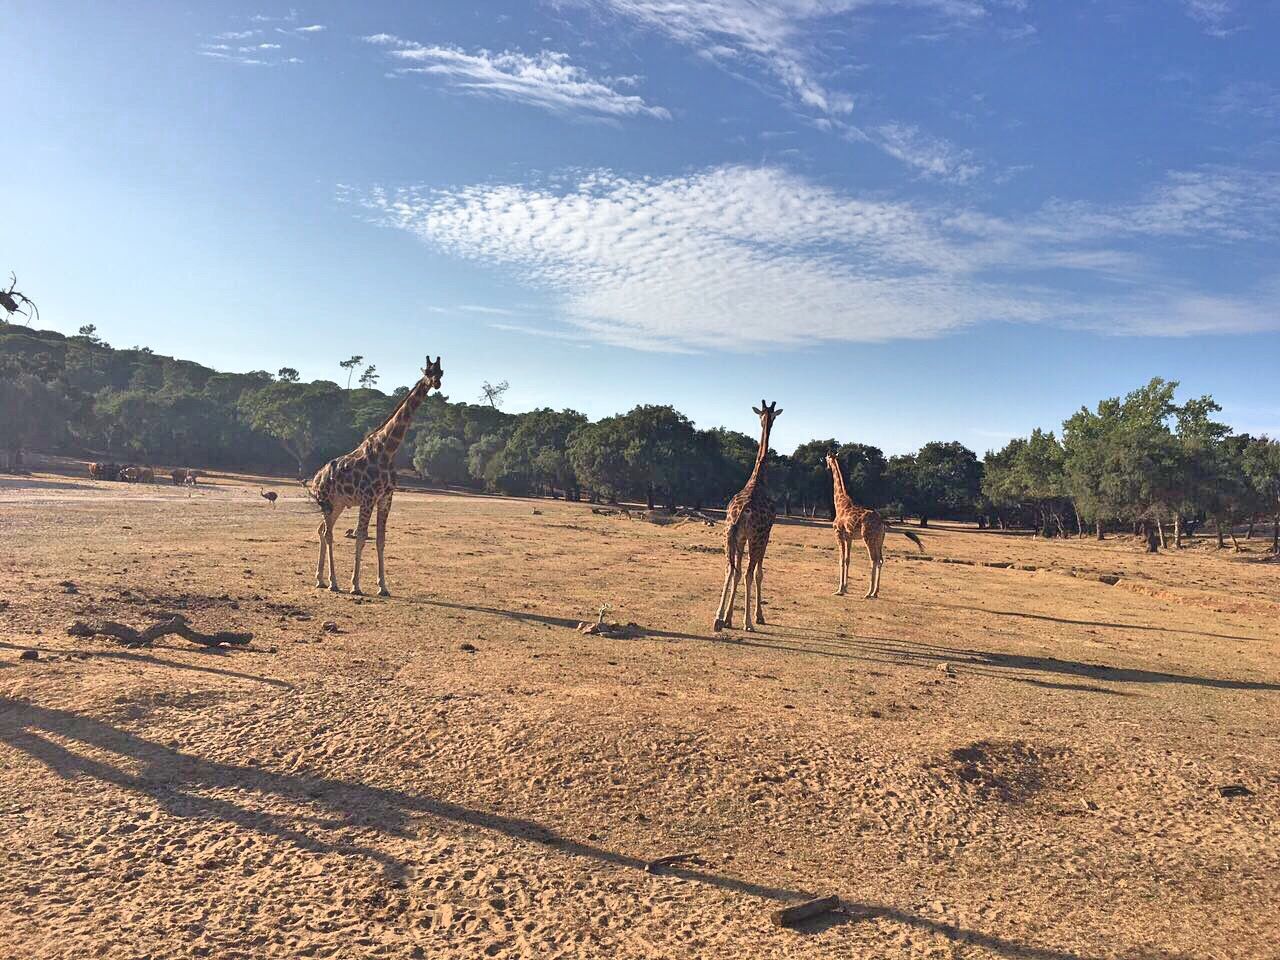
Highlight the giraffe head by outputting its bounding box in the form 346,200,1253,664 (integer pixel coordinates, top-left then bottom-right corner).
825,451,840,475
751,400,782,433
421,356,444,390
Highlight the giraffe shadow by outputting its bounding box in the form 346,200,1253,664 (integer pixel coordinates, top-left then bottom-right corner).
1,696,1103,959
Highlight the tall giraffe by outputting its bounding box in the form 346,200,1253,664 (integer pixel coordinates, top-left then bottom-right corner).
713,400,782,633
309,356,443,596
826,452,923,598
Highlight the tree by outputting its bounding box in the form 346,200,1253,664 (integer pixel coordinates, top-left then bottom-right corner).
502,408,588,498
908,441,982,526
359,365,379,389
77,324,101,344
238,381,350,474
1242,436,1280,553
467,434,508,490
567,416,636,503
339,355,364,390
836,442,888,507
480,379,509,409
790,440,839,516
277,367,300,383
413,435,468,486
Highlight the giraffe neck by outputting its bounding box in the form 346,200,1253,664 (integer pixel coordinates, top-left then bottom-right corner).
830,459,852,507
747,419,772,485
365,378,430,459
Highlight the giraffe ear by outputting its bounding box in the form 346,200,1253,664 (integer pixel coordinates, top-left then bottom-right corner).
773,407,783,417
752,406,762,416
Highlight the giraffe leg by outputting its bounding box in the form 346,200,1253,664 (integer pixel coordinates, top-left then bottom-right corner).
835,536,848,595
375,494,392,597
315,518,329,588
350,499,374,595
742,552,755,632
714,542,741,631
747,545,768,627
865,529,884,598
324,509,342,592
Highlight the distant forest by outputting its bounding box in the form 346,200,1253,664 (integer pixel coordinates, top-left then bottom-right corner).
1,323,1277,547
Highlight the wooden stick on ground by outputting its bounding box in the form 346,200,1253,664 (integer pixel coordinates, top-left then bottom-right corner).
67,614,252,648
770,895,840,928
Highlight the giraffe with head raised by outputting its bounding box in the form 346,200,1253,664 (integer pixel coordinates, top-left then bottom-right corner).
713,400,782,633
309,356,443,596
826,451,923,598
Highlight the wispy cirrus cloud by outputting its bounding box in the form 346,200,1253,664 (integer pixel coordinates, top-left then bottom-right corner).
1182,0,1241,37
351,163,1280,352
200,14,323,66
364,34,670,120
559,1,1030,179
864,122,982,183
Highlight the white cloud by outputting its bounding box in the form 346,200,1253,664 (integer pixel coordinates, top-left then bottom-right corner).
364,34,670,120
561,2,1030,178
215,30,259,40
354,164,1280,352
294,24,326,33
1182,0,1239,37
868,122,982,183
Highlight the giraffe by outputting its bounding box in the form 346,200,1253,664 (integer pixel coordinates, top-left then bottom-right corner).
826,452,923,598
309,356,443,596
713,400,782,633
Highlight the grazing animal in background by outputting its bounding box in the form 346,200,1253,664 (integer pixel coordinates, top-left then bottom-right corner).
826,453,923,598
89,462,119,481
119,465,138,483
308,355,444,596
261,490,278,506
138,467,154,484
713,400,782,633
171,468,188,485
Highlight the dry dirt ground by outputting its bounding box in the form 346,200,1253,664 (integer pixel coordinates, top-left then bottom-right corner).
0,470,1277,960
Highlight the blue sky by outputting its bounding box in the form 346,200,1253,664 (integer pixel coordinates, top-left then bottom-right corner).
5,0,1279,453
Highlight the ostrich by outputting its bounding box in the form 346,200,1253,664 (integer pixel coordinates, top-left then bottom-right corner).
261,490,278,507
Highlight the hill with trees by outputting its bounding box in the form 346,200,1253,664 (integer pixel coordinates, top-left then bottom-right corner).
1,324,1276,550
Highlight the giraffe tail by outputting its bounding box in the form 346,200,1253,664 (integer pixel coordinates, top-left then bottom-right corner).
889,527,925,552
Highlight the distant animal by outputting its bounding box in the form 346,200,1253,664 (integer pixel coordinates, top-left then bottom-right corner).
713,400,781,633
119,466,139,483
826,452,924,598
138,467,154,484
309,355,443,596
261,490,278,506
89,462,119,481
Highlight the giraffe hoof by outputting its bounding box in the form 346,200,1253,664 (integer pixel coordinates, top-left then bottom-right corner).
712,618,724,632
350,587,363,596
315,581,327,590
327,584,340,593
377,588,390,598
755,615,766,625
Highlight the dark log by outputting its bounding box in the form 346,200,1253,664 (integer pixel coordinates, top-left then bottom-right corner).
67,615,252,648
770,895,840,927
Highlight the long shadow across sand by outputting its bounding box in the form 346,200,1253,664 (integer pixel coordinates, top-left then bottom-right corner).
0,696,1094,960
408,597,1278,694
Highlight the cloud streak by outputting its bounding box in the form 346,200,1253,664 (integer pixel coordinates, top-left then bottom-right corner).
354,163,1280,352
364,34,669,120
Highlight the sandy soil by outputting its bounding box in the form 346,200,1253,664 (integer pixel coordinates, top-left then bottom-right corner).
1,470,1277,959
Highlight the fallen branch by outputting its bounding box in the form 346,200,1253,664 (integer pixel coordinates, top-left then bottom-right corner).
770,895,840,928
67,614,252,648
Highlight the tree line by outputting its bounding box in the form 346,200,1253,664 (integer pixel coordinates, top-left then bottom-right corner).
1,325,1276,549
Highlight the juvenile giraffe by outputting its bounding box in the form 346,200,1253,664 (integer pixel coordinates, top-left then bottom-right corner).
826,452,923,598
309,356,443,596
713,400,782,633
